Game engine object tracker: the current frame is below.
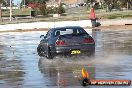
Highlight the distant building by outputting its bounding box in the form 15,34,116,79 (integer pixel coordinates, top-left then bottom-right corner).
62,0,85,5
46,0,103,6
47,0,85,5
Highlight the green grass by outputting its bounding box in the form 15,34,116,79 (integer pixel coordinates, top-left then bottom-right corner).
0,7,132,25
97,11,132,19
106,13,132,19
2,8,31,17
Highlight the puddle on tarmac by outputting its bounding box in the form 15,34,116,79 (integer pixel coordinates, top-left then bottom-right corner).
0,29,132,88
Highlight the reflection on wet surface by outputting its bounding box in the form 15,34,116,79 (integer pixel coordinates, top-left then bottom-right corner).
0,29,132,88
38,57,95,86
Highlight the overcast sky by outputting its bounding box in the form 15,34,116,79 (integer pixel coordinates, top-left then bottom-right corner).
13,0,21,5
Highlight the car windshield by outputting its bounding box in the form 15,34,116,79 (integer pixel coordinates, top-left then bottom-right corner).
54,28,87,36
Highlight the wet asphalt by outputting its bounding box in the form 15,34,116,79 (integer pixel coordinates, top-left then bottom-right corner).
0,29,132,88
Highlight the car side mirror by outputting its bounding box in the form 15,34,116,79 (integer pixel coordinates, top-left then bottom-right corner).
40,35,45,38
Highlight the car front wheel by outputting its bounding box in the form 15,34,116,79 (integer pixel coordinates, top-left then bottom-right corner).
37,44,45,57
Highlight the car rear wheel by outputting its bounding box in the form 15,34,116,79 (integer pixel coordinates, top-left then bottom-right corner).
46,47,53,59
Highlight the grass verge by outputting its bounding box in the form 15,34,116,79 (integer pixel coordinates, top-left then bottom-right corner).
0,7,132,25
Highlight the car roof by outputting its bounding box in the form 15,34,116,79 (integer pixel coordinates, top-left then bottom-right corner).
50,26,83,31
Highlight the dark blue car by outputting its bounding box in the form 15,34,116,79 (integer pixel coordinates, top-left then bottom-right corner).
37,26,95,59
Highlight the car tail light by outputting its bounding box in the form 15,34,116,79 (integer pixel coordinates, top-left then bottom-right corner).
56,40,65,45
83,38,94,43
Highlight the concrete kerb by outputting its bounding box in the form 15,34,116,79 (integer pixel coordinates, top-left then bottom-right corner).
0,19,131,32
100,19,132,26
0,20,92,32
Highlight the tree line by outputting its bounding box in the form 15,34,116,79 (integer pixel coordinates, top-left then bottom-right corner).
86,0,132,11
0,0,132,21
0,0,50,20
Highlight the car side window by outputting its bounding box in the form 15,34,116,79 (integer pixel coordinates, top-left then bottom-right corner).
78,28,83,33
55,30,61,37
46,30,52,39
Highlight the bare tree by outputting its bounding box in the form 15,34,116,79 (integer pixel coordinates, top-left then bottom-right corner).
0,0,5,21
0,0,8,21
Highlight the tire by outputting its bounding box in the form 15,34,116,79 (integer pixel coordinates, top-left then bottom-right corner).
37,44,45,57
46,47,53,59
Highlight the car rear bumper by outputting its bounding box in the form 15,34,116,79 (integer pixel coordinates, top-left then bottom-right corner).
53,44,95,55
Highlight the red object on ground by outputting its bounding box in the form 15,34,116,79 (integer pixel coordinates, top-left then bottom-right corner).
89,7,96,19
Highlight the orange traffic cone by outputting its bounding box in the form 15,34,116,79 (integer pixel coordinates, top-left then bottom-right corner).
89,6,96,20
